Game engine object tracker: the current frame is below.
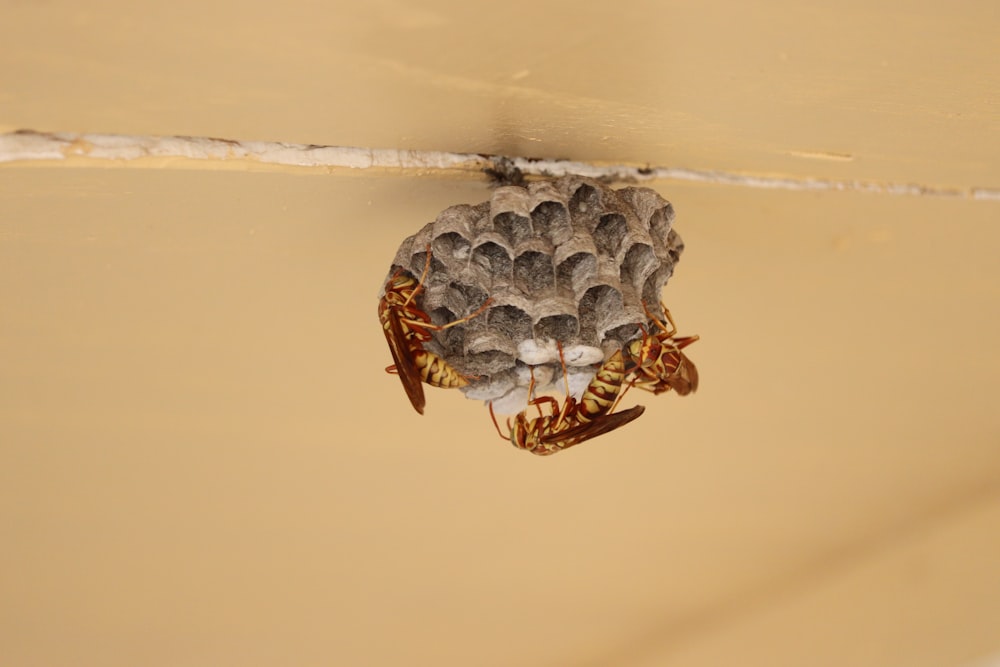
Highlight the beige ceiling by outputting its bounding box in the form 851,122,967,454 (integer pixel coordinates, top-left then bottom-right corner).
2,2,999,667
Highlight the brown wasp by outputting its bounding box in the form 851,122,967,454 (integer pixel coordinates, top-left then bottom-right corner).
380,248,492,414
623,301,699,396
489,346,645,456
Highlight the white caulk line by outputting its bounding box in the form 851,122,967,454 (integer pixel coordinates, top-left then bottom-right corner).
2,129,998,202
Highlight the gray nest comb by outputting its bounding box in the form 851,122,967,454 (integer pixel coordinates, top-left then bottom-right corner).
385,175,684,413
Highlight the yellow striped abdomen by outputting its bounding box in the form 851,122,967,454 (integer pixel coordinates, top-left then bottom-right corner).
412,349,469,388
578,350,626,422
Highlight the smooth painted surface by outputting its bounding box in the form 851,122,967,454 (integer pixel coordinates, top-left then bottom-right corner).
2,1,998,186
2,1,999,666
2,169,999,666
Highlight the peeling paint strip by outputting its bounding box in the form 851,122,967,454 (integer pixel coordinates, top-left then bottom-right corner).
787,149,855,162
1,129,997,202
972,188,1000,201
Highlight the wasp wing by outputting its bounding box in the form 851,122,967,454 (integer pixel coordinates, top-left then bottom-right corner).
674,351,699,394
651,351,698,396
382,308,426,415
539,405,646,450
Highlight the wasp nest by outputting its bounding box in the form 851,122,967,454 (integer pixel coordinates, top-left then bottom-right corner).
385,176,684,413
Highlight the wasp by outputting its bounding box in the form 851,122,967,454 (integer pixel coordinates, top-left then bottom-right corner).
489,346,645,456
623,301,699,396
380,248,492,414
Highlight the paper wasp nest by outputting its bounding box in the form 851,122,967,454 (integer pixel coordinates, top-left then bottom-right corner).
385,176,684,413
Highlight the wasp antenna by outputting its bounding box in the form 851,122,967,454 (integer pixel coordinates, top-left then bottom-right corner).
643,300,675,337
659,302,680,336
404,243,434,308
436,295,494,331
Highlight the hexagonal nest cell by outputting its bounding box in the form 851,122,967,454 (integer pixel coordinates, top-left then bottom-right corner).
382,175,684,412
